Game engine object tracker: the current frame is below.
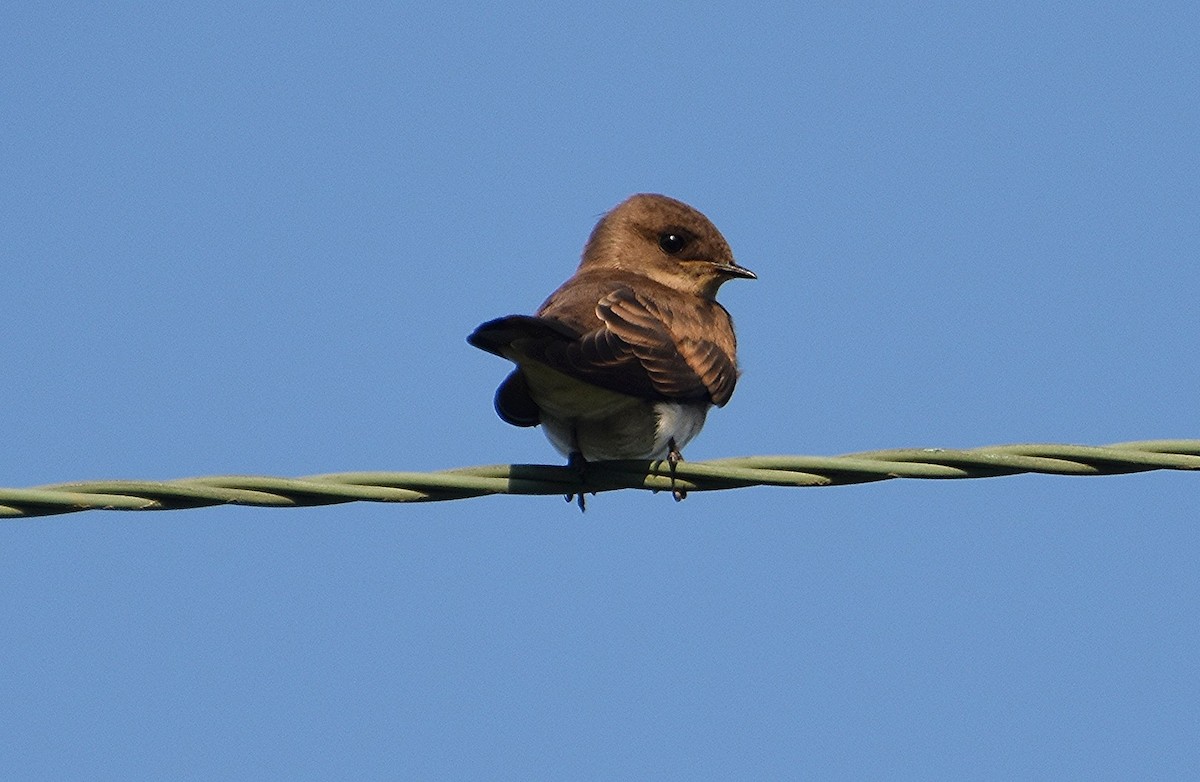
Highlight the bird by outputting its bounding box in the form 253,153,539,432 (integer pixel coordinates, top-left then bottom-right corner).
467,193,755,504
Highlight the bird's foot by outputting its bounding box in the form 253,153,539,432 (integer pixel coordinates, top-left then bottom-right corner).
565,451,587,512
668,439,687,502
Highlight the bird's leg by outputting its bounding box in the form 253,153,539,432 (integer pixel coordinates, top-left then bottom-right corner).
565,450,588,511
564,425,587,511
668,437,687,502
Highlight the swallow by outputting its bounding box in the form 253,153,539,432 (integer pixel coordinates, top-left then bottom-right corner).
468,193,754,504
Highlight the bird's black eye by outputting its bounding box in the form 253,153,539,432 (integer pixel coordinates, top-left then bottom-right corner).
658,231,689,255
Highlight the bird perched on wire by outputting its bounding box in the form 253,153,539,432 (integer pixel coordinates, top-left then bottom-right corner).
468,193,755,505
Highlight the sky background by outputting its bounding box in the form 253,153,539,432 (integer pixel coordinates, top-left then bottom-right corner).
3,2,1198,779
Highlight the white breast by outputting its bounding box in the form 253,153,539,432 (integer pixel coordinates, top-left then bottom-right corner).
539,401,710,461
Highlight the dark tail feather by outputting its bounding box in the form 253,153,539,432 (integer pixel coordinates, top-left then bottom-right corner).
494,369,540,427
469,315,580,428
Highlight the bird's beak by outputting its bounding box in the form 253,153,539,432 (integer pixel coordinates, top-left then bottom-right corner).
718,260,756,280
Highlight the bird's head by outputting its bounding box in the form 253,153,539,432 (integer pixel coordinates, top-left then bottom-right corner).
580,193,755,299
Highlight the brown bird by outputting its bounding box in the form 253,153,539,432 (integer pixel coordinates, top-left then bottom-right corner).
468,193,755,500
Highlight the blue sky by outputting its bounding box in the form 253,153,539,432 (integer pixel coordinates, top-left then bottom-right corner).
3,2,1198,778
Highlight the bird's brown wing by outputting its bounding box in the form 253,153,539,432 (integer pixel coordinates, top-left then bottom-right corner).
593,287,739,406
468,287,738,409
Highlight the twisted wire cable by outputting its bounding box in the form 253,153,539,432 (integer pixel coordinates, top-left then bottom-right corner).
2,440,1197,519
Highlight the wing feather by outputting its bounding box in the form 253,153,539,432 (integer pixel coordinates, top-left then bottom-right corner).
468,287,738,405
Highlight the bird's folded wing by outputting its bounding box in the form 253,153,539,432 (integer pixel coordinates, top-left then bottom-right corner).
467,315,579,358
468,287,738,406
